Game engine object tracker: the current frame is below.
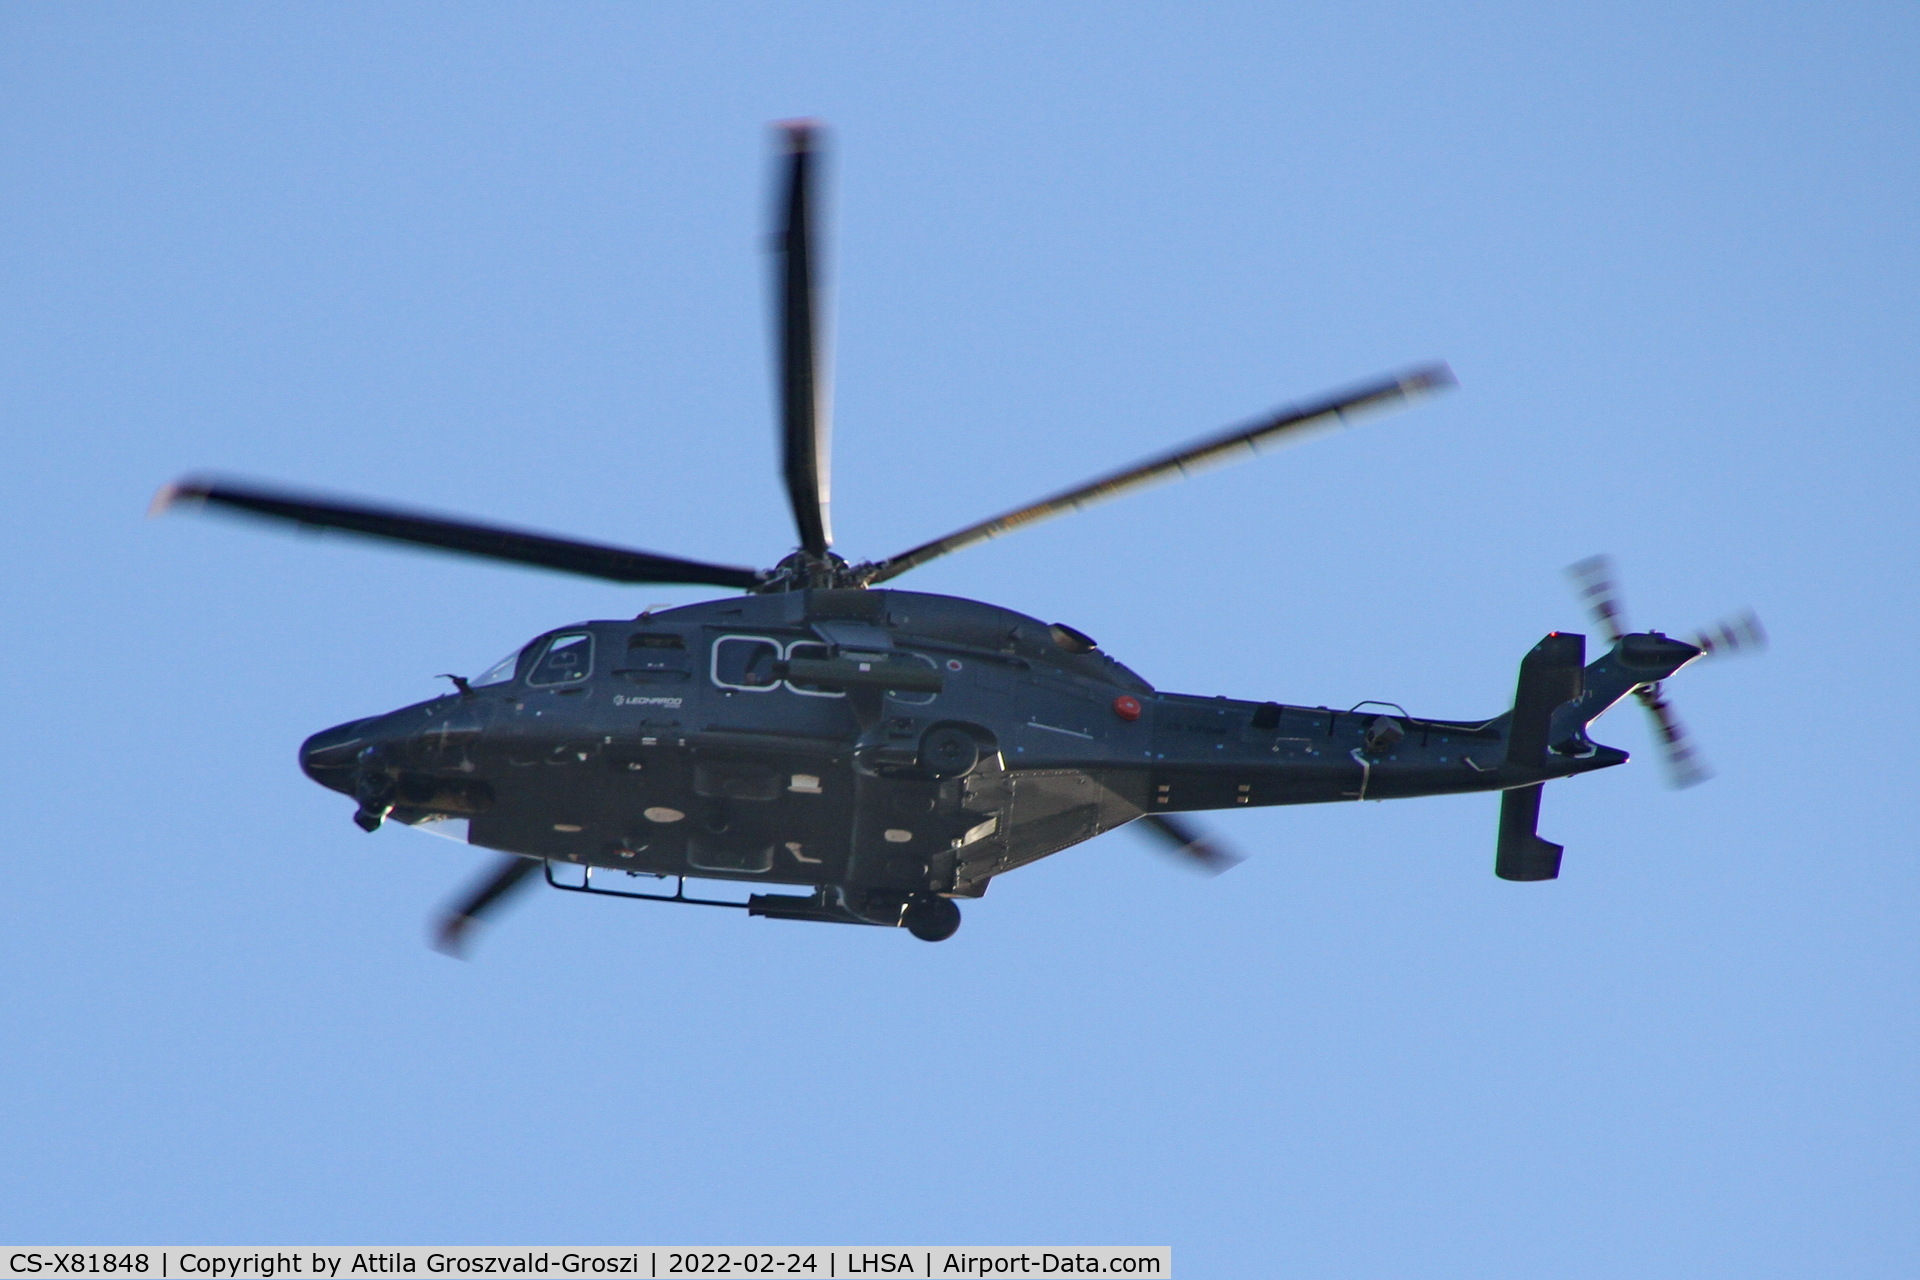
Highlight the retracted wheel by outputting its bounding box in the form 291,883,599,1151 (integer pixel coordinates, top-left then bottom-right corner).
352,752,397,830
902,894,962,942
918,726,979,779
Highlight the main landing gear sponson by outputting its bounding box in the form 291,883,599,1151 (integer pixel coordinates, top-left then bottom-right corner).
902,893,962,942
918,725,980,779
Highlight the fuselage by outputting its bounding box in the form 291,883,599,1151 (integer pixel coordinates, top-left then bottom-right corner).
300,589,1628,912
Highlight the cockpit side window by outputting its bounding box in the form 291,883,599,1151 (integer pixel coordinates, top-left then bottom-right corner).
528,632,595,686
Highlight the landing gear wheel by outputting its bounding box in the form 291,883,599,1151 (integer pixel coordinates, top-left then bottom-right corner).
353,762,396,833
902,894,962,942
919,726,979,779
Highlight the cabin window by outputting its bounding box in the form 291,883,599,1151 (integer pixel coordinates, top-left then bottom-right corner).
711,636,781,691
528,632,594,686
618,632,691,682
886,651,941,706
782,640,844,698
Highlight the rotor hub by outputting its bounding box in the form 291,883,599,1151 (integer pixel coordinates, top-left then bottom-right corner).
760,548,860,592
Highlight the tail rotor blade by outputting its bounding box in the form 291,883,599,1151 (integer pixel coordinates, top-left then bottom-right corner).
774,120,831,557
1136,813,1244,875
1693,609,1767,659
1634,683,1713,789
1567,554,1629,645
433,855,543,957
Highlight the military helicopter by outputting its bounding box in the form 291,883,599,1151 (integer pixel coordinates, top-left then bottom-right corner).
155,123,1761,951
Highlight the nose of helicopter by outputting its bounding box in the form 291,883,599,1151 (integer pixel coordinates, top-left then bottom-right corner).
299,717,380,792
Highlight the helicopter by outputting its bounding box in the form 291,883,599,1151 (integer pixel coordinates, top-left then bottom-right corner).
154,122,1761,952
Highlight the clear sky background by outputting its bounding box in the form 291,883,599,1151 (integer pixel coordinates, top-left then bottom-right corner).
2,3,1915,1274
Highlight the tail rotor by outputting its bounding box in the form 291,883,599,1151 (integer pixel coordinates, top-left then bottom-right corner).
1566,555,1764,789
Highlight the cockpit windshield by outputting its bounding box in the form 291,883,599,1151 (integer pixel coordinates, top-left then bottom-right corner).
472,648,522,687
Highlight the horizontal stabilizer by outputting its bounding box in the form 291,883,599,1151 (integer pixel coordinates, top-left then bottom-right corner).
1496,783,1563,881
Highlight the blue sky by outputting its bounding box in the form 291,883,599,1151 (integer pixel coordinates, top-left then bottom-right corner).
2,3,1915,1274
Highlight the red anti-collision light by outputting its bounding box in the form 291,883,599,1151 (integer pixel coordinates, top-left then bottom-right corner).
1112,695,1142,722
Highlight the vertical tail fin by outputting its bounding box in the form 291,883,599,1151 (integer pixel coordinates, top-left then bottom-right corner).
1495,632,1585,881
1496,785,1563,881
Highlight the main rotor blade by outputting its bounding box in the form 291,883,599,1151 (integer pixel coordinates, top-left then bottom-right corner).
859,364,1454,584
153,477,765,590
1136,813,1244,875
775,121,831,557
433,854,543,956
